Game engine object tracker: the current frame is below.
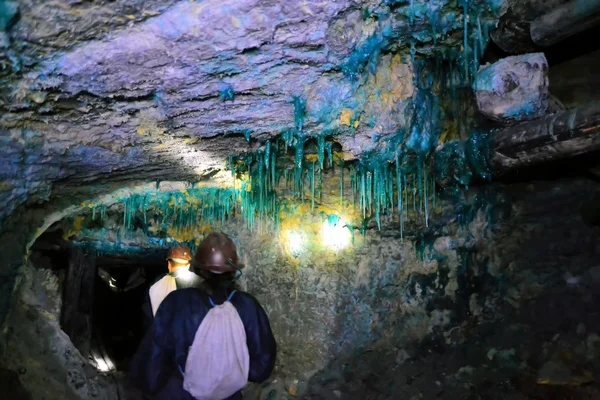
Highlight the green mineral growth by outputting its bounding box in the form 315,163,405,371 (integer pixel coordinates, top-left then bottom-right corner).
105,188,247,237
264,141,271,171
317,136,325,170
271,149,277,190
219,83,235,102
294,135,306,197
212,0,502,238
292,96,306,133
395,151,403,238
317,135,325,200
0,0,18,31
325,142,333,168
243,129,252,143
341,29,390,80
465,131,494,181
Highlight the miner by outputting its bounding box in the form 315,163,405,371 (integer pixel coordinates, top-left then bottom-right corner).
142,245,202,328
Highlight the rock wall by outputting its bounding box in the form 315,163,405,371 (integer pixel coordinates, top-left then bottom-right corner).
0,262,121,400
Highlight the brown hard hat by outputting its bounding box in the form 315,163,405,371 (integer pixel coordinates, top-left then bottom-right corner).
193,232,240,273
167,245,192,264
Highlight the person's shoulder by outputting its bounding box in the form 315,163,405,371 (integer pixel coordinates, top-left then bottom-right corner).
154,288,211,322
170,286,205,299
162,287,208,308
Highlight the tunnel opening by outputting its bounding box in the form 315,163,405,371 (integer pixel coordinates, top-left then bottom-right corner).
29,227,174,373
91,254,168,372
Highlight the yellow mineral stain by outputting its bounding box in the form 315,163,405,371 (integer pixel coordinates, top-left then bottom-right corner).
154,144,168,150
339,109,352,126
167,223,212,243
137,127,145,135
63,216,86,240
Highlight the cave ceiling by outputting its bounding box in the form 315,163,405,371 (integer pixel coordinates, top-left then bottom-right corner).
0,0,510,230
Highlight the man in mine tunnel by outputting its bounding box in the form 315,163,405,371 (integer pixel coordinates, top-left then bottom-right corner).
142,244,202,330
130,232,276,400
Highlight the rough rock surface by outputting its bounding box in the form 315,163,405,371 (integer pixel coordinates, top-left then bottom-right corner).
0,0,412,230
474,53,549,122
0,262,120,400
0,0,506,234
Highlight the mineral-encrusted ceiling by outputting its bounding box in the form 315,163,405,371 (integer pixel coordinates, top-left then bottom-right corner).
0,0,505,228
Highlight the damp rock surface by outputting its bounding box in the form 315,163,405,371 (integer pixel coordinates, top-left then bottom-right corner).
474,53,549,122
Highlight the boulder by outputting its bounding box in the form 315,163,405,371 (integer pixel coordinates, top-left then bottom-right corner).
474,53,549,122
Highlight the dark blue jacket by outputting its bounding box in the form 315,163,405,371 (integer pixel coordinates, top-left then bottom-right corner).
142,270,203,331
130,287,276,400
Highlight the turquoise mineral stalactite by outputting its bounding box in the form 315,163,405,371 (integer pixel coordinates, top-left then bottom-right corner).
122,200,127,231
317,135,325,201
271,150,277,190
325,142,333,168
294,135,305,198
264,141,271,170
374,167,381,230
395,151,403,238
317,135,325,170
292,96,306,133
282,128,295,153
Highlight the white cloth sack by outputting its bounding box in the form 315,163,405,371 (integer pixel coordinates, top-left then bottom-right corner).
149,275,177,316
183,292,250,400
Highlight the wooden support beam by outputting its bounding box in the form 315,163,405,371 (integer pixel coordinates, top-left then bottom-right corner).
491,0,568,54
531,0,600,47
60,248,96,358
494,101,600,171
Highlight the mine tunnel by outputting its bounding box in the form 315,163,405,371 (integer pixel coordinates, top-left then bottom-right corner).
2,0,600,399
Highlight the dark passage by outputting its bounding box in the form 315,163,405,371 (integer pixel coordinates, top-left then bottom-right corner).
29,230,171,373
92,255,167,372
